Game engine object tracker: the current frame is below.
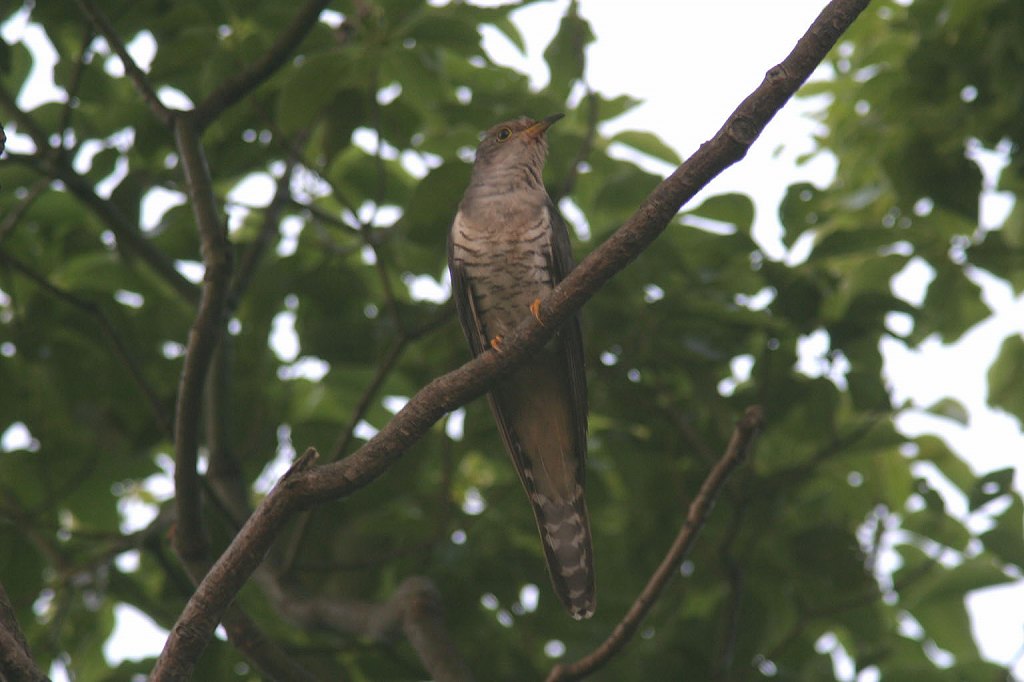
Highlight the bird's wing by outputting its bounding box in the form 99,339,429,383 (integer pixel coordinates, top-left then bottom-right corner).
448,213,489,358
545,203,589,452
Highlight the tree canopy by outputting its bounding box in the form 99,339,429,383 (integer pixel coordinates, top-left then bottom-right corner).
0,0,1021,680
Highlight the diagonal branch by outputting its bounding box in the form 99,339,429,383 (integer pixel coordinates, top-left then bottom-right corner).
74,0,174,126
193,0,331,131
0,247,172,433
547,406,763,681
0,581,48,682
152,0,870,674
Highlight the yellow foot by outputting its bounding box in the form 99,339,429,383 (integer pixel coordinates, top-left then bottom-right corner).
529,298,545,326
489,335,504,352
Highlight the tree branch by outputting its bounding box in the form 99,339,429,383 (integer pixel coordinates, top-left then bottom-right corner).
193,0,331,131
4,151,199,303
74,0,175,127
153,448,320,680
0,582,48,682
547,405,764,682
0,247,172,433
170,113,233,564
152,0,868,673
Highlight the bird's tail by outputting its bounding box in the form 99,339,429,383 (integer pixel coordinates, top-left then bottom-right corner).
489,350,595,619
530,489,596,620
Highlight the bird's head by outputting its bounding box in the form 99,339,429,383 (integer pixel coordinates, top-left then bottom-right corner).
471,114,563,175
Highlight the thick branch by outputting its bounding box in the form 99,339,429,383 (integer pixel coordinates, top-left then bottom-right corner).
0,582,47,682
153,0,868,673
154,449,320,680
547,406,763,681
193,0,330,130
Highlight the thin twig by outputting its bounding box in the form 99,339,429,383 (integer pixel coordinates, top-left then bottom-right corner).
193,0,331,130
546,406,764,682
0,177,50,242
153,2,868,673
56,26,95,143
4,151,199,303
0,248,172,432
0,85,49,152
555,88,600,202
226,163,296,312
74,0,174,126
330,337,408,460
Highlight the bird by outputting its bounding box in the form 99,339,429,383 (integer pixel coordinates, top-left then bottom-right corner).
447,114,595,620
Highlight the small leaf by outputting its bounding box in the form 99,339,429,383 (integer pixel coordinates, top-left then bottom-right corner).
987,334,1024,418
686,193,755,234
610,130,682,166
980,497,1024,568
969,467,1015,511
924,398,969,425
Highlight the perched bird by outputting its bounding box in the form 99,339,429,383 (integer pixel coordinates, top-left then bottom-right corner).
448,114,595,619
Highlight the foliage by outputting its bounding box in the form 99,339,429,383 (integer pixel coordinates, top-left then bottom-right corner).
0,0,1020,679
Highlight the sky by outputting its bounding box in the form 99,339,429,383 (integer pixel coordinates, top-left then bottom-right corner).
3,0,1023,679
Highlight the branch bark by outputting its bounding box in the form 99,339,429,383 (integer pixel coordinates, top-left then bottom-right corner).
170,113,233,565
547,406,764,681
0,582,48,682
153,0,868,674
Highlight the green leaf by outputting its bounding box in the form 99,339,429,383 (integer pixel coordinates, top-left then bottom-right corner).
542,1,593,101
980,496,1024,568
915,264,990,344
276,51,358,132
684,193,755,234
903,558,1011,660
969,467,1015,511
987,334,1024,418
914,435,977,496
923,398,969,425
610,130,682,166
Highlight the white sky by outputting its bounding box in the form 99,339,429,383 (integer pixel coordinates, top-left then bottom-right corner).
3,0,1022,678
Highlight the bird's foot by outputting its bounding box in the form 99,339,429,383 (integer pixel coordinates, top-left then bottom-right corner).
530,298,545,326
489,335,504,352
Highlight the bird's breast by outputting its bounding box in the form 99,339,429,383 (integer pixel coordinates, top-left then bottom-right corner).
451,202,555,337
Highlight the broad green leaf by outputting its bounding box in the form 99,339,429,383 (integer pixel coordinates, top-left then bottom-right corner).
542,0,593,101
987,334,1024,418
611,130,682,166
686,193,754,234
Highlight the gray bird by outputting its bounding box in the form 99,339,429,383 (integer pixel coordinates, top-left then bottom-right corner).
448,114,595,619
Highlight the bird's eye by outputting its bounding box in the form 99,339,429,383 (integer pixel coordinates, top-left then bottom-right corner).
496,128,512,142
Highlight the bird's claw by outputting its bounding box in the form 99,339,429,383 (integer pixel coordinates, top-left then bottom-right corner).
489,335,504,352
530,298,545,326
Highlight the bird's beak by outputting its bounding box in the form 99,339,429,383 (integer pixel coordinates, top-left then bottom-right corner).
523,113,564,140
